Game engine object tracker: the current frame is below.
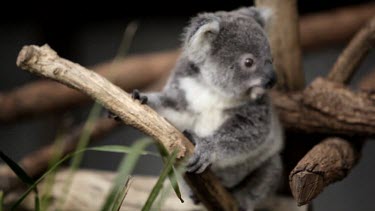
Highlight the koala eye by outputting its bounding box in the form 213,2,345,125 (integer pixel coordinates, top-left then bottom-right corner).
244,58,254,68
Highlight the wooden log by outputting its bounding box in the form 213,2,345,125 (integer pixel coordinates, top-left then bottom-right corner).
16,45,237,211
289,138,361,206
5,169,308,211
255,0,304,91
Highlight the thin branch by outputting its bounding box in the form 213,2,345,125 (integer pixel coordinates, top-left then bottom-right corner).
300,2,375,50
16,45,237,211
328,15,375,83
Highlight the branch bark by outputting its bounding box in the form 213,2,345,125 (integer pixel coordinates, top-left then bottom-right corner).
272,77,375,136
289,138,361,205
16,45,237,211
255,0,304,91
328,15,375,83
0,50,178,123
0,118,119,193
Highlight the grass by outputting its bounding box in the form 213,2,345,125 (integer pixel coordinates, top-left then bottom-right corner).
142,149,179,211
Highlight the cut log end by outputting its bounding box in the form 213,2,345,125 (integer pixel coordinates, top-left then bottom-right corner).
289,171,324,206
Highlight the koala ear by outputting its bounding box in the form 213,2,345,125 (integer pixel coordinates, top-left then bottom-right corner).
184,13,220,63
235,7,272,28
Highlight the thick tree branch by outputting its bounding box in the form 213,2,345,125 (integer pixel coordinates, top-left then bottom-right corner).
16,45,237,211
289,138,361,206
272,77,375,136
328,15,375,83
255,0,304,91
0,50,177,123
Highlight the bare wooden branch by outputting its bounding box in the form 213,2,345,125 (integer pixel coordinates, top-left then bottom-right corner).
328,15,375,83
16,45,237,211
0,50,178,123
289,138,360,205
272,77,375,136
300,2,375,50
0,118,119,193
255,0,304,91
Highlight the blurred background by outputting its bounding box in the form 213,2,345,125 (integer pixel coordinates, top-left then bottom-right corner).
1,0,375,210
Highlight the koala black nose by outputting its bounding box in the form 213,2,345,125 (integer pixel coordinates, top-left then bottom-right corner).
263,61,277,89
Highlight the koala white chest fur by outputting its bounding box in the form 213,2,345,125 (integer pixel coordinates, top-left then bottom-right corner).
134,6,284,211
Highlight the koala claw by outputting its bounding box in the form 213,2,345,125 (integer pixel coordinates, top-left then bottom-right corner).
132,89,148,104
107,110,121,122
183,130,196,145
187,151,211,174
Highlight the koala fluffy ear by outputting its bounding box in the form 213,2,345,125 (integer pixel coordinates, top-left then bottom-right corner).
235,7,272,28
184,13,220,63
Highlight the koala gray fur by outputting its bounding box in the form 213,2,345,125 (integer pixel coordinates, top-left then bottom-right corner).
136,7,283,211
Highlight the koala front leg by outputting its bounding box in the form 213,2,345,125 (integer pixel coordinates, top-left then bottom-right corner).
231,155,282,211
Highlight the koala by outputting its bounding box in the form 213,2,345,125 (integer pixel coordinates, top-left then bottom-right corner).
132,7,283,211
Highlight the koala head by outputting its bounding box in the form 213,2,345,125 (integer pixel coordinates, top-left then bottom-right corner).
183,7,276,100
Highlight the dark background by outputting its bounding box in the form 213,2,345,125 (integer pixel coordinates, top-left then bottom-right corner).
1,1,375,210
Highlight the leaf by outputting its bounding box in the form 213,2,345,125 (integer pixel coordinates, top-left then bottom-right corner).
100,138,153,211
0,151,41,211
112,177,132,211
10,143,155,210
156,144,184,203
142,149,179,211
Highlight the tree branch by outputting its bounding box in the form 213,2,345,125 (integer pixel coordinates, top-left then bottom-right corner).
300,2,375,50
16,45,237,211
289,138,361,206
0,50,178,123
255,0,304,91
328,15,375,83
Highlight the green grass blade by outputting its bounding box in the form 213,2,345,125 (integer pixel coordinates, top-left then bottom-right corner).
56,102,102,210
0,151,35,186
111,177,132,211
0,151,41,211
141,149,179,211
10,144,155,210
101,138,153,211
41,132,65,211
156,144,184,203
0,191,3,211
89,145,158,156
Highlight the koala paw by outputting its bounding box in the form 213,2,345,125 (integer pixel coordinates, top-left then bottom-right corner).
132,89,148,104
107,110,121,122
187,143,211,174
183,130,196,145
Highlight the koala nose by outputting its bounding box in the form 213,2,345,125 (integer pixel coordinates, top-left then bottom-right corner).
263,62,277,89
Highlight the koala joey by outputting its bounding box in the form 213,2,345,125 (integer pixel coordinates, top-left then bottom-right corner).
131,7,283,211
